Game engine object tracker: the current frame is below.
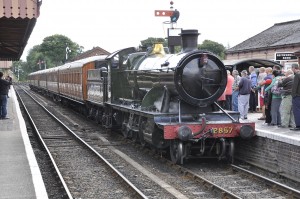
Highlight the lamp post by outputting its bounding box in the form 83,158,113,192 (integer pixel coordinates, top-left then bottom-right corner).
42,60,47,69
37,60,46,70
17,65,20,80
66,43,71,62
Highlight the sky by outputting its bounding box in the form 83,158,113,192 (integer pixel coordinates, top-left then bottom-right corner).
21,0,300,60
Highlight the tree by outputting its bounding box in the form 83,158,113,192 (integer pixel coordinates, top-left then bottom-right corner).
23,34,83,74
25,45,49,72
39,34,82,66
13,34,84,80
198,40,226,60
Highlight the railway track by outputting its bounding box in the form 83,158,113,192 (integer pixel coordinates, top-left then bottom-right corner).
16,85,300,198
16,86,147,199
122,139,300,199
182,162,300,199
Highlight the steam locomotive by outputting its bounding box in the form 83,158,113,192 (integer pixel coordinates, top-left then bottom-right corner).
28,29,255,164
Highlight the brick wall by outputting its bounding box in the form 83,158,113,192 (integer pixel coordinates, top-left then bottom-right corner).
235,137,300,182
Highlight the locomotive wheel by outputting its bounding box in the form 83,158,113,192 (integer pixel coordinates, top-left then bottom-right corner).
132,130,139,143
140,139,146,148
227,139,235,164
95,110,102,124
121,122,130,138
139,120,147,148
170,140,184,164
87,107,93,119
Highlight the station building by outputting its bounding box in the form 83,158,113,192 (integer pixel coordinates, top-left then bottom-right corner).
71,46,110,61
225,19,300,71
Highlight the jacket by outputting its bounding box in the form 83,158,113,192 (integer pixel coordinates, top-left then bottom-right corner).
292,72,300,97
0,78,11,95
278,74,294,96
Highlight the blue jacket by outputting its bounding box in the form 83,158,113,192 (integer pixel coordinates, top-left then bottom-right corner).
249,72,257,88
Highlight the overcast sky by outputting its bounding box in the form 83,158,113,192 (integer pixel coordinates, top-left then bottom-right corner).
21,0,300,60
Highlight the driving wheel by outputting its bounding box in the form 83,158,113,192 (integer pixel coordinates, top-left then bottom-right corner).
227,139,235,164
170,140,184,164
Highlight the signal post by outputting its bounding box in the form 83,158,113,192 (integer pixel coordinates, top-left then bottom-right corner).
155,1,181,53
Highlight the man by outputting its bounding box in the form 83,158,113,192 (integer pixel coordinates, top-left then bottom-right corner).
236,70,252,120
225,70,234,110
259,67,273,124
291,64,300,131
231,70,241,111
273,65,282,72
0,72,12,119
248,66,257,112
278,69,295,128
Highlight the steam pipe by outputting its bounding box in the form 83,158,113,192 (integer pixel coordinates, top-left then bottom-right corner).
214,102,238,123
192,117,207,137
178,99,181,123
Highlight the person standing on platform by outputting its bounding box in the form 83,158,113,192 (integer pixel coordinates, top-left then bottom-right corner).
236,70,251,120
0,71,12,119
278,69,295,128
291,64,300,131
5,75,12,88
248,66,258,113
217,90,226,109
225,70,234,110
5,75,12,98
259,67,273,124
232,70,241,111
257,67,267,120
265,70,282,126
273,65,284,76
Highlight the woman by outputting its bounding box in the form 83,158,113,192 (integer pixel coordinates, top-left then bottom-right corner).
257,67,267,120
231,70,240,111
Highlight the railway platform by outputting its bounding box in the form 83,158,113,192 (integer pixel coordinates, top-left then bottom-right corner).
246,112,300,146
0,87,48,199
237,112,300,183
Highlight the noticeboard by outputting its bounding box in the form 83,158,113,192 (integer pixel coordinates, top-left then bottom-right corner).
275,52,297,61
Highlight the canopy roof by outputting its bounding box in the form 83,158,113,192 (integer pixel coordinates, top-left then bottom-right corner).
223,58,283,72
0,0,41,61
226,19,300,53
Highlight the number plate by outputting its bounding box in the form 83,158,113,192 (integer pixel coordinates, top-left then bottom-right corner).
212,127,233,134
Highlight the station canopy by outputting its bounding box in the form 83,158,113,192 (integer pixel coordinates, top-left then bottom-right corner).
223,58,283,72
0,0,41,61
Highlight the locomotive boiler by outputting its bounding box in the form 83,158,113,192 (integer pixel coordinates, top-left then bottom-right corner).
128,30,226,113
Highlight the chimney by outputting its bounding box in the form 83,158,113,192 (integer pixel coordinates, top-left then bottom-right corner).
180,29,200,52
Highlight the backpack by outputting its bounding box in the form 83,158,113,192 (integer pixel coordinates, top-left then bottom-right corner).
271,79,282,95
